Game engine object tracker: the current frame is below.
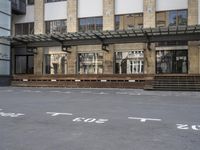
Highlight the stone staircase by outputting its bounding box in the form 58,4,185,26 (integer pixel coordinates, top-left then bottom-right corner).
145,75,200,91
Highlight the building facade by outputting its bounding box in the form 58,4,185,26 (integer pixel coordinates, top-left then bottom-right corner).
8,0,200,88
0,0,11,86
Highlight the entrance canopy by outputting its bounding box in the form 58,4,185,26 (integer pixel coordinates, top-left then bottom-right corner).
2,25,200,48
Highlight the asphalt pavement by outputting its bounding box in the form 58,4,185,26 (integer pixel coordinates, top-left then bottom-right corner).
0,87,200,150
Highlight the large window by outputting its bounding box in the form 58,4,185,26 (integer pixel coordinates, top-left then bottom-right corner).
78,53,103,74
45,20,67,34
115,13,143,30
156,50,188,74
0,44,10,75
45,0,66,3
79,17,103,32
27,0,34,5
156,10,187,27
15,23,34,35
0,0,11,77
44,53,67,74
15,55,34,74
115,50,144,74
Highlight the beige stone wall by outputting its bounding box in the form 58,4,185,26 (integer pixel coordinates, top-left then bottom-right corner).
188,0,198,25
67,46,77,74
103,45,114,74
34,0,44,75
143,0,156,74
143,0,156,28
188,42,200,74
67,0,78,33
103,0,115,31
188,0,200,74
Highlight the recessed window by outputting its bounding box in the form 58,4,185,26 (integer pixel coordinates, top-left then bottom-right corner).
44,54,67,75
115,50,144,74
27,0,34,5
15,55,34,74
115,13,143,30
15,23,34,35
45,20,67,34
45,0,66,3
156,10,187,27
78,53,103,74
156,50,188,74
79,17,103,32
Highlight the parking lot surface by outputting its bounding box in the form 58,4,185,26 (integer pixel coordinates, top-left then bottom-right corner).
0,87,200,150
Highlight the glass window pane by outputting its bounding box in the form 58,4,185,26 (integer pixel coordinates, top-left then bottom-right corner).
0,0,11,15
178,10,187,26
15,56,26,74
79,17,102,32
156,12,166,27
0,28,10,36
0,60,10,75
78,53,103,74
115,50,144,74
115,13,143,30
169,11,177,26
0,44,10,60
27,56,34,74
0,13,11,30
23,23,28,35
156,50,188,74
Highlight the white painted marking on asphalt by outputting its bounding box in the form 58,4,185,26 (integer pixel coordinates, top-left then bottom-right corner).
0,112,24,118
176,124,189,130
73,117,108,124
0,90,13,92
80,91,92,94
46,112,73,116
49,91,71,94
128,117,162,122
191,125,200,131
177,124,200,131
94,92,108,95
116,92,128,95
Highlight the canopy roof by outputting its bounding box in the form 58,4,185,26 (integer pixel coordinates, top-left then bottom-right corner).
3,25,200,48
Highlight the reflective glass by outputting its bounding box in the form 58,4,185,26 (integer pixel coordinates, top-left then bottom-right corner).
0,13,11,30
78,53,103,74
156,50,188,74
0,28,10,36
0,0,11,15
115,50,144,74
0,45,10,60
0,60,10,75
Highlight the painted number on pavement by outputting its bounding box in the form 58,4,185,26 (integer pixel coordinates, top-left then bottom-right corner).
73,117,108,124
177,124,200,131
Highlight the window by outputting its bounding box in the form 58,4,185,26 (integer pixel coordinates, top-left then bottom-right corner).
115,13,143,30
45,0,66,3
0,44,10,75
27,0,34,5
15,55,34,74
44,54,67,74
78,53,103,74
156,50,188,74
15,23,34,35
79,17,103,32
156,10,187,27
45,20,67,34
115,50,144,74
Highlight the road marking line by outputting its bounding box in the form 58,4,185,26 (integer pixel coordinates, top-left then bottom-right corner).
46,112,73,116
128,117,162,122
